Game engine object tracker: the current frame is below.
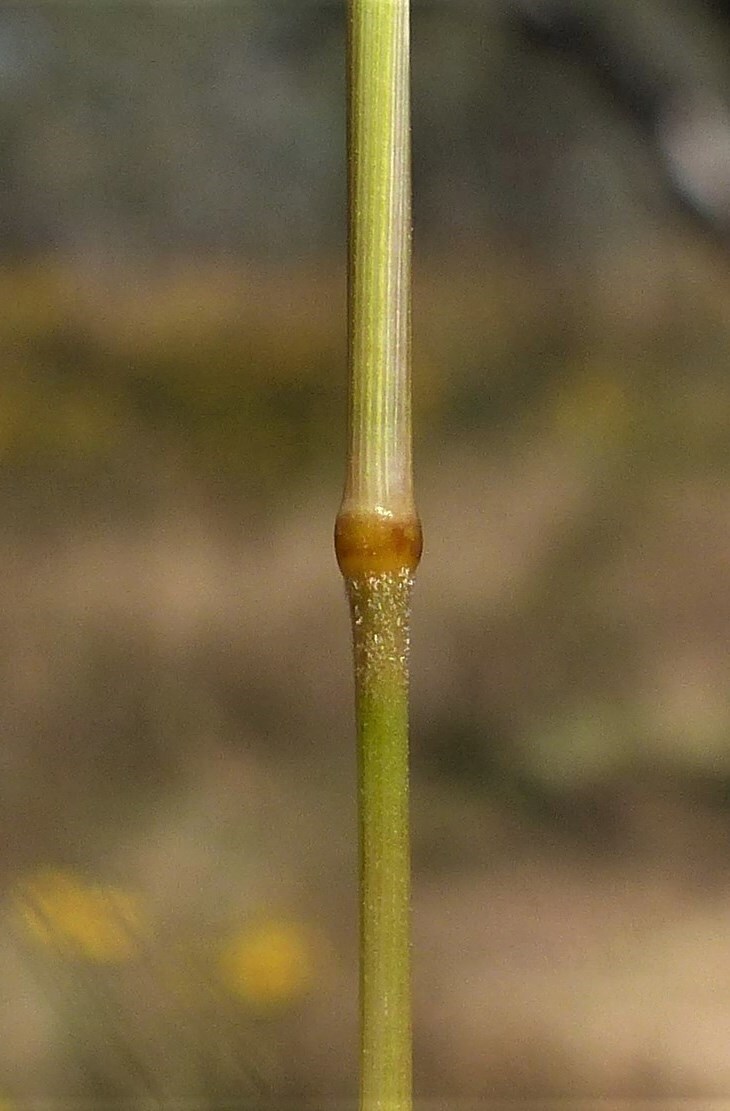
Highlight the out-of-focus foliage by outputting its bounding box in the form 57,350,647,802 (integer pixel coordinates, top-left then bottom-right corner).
1,1,730,256
2,0,730,1105
0,261,346,493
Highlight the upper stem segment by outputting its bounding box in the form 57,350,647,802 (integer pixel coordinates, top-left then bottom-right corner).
339,0,416,531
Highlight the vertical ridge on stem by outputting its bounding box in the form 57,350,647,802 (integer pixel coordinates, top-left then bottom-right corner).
342,0,415,522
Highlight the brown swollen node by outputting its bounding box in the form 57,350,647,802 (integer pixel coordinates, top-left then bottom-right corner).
335,510,422,579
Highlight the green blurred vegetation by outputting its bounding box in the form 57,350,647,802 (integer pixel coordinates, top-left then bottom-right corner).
2,238,730,487
0,261,347,494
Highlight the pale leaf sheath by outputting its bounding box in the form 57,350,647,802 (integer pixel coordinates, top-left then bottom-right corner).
342,0,414,523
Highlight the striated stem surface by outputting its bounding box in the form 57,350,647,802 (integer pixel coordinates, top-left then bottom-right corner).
337,2,418,1110
342,0,415,523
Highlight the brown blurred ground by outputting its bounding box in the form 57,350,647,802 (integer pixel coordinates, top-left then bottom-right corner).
1,231,730,1103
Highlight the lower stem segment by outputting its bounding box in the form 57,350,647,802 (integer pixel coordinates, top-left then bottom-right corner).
346,570,414,1111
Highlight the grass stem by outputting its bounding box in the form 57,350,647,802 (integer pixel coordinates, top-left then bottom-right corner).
336,2,418,1109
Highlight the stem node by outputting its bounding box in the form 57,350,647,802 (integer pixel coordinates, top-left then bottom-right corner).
335,510,422,580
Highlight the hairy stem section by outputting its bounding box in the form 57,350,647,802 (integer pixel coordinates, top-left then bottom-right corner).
346,569,414,1111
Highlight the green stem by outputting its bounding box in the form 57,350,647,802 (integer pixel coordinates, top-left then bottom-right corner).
343,0,414,521
348,571,413,1111
338,2,417,1109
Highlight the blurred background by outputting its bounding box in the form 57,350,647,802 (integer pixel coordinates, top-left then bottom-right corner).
2,0,730,1105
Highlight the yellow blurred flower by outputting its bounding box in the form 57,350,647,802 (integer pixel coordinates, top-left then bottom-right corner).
14,870,143,963
219,919,314,1009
